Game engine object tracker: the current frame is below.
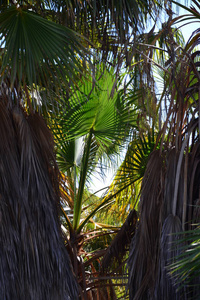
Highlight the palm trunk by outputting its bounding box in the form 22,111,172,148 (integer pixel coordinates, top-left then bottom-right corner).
0,98,78,300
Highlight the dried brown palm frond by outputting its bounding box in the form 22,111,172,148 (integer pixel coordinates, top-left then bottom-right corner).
127,147,189,299
165,138,200,299
126,2,200,299
101,209,138,273
153,148,185,299
127,137,200,299
0,96,78,299
157,214,184,299
163,149,178,219
188,142,200,226
128,150,164,300
127,79,200,300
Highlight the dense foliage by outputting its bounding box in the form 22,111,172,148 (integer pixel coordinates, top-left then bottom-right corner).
1,0,200,299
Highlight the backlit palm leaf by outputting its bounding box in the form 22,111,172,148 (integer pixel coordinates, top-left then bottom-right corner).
100,129,159,225
52,66,138,231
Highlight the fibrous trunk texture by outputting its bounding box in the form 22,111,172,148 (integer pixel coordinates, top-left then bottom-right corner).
128,148,200,299
0,98,78,300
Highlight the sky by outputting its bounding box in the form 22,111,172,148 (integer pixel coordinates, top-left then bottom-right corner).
174,2,200,42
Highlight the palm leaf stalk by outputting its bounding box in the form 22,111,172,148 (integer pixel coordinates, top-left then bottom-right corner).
73,129,93,230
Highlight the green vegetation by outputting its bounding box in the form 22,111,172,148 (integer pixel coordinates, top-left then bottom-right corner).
1,0,200,299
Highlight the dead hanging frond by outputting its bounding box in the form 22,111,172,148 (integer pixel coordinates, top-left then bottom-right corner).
128,150,164,300
0,96,78,300
163,149,178,219
154,148,184,299
188,142,200,226
128,140,200,299
158,214,184,299
127,148,186,300
165,139,200,298
101,209,138,273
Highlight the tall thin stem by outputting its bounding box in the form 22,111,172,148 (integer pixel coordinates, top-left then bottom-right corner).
73,129,93,230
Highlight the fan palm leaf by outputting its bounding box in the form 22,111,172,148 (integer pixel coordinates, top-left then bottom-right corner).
53,66,138,231
0,5,87,92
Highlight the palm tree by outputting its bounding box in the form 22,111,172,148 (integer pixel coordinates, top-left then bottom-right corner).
127,1,200,299
49,65,138,298
0,0,170,299
97,12,186,278
0,3,86,300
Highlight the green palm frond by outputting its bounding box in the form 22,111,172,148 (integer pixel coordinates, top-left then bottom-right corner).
169,226,200,296
52,66,138,231
56,140,77,173
100,129,160,224
0,6,87,90
56,66,137,154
